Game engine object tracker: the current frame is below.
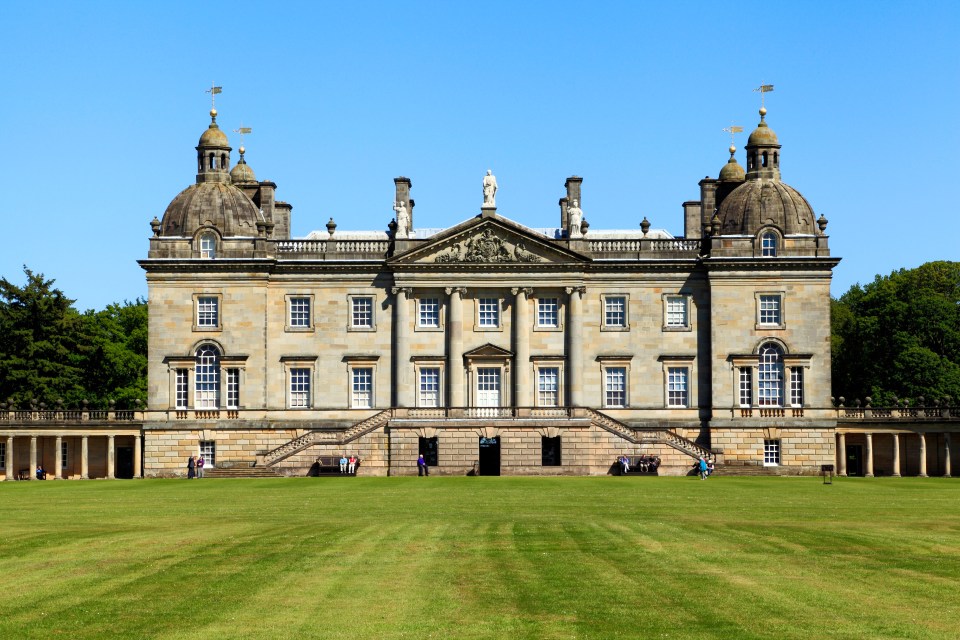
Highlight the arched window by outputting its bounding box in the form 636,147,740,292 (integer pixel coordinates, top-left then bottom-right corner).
761,151,768,167
220,153,227,170
773,151,779,166
758,343,784,406
199,233,216,259
761,232,777,257
195,345,221,409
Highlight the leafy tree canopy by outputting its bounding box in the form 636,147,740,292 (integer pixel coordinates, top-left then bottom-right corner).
832,261,960,405
0,267,146,408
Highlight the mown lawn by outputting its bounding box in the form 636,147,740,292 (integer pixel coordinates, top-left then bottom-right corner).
1,476,958,640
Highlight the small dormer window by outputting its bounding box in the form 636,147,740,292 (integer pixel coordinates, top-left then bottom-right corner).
200,233,216,259
761,232,777,257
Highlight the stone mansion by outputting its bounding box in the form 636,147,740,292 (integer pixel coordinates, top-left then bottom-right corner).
3,104,956,479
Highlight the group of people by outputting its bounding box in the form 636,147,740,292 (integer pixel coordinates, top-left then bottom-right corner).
696,457,715,479
339,454,358,474
618,455,661,474
186,455,205,479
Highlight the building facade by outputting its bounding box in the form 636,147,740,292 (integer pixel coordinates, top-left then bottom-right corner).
128,103,840,477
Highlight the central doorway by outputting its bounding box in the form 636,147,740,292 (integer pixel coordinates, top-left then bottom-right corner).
478,436,501,476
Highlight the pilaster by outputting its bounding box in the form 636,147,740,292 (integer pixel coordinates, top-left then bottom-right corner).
566,286,585,407
393,287,413,407
513,287,532,407
447,287,465,407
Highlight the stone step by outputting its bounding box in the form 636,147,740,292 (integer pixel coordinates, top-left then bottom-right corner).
713,464,782,476
203,467,281,479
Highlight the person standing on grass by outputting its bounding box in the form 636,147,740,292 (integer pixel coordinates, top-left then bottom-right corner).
417,454,429,476
197,455,205,478
187,456,196,479
698,457,708,480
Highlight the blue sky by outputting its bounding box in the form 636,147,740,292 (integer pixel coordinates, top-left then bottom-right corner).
2,0,957,311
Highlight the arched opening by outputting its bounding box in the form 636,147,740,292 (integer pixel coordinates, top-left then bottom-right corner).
208,153,215,170
773,151,779,166
761,151,768,167
758,343,784,407
220,153,227,170
195,345,221,409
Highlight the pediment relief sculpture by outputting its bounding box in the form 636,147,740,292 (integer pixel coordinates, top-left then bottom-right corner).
434,228,543,264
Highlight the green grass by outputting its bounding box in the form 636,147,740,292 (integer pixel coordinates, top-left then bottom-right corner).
1,477,959,640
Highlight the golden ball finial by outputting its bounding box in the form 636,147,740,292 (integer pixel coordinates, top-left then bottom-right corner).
759,106,767,117
729,144,737,155
239,145,245,155
210,108,218,119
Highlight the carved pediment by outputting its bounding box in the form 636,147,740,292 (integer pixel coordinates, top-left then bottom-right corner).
391,216,588,265
463,343,514,358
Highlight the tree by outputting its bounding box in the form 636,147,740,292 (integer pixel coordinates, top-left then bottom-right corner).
0,267,85,406
832,261,960,404
78,300,148,408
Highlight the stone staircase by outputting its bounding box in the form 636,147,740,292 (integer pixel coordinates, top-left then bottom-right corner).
582,408,714,461
203,466,282,479
260,409,394,467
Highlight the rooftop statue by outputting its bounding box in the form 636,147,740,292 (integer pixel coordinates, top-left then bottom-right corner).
393,200,410,238
482,170,498,207
568,199,583,239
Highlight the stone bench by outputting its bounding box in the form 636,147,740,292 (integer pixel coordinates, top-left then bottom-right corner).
308,455,360,477
615,457,660,476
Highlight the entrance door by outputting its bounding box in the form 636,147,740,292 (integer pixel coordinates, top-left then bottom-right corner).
847,445,864,477
116,447,134,479
478,437,501,476
476,368,501,417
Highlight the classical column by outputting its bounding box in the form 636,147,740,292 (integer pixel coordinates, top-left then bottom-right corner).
81,435,89,479
393,287,412,407
865,432,874,477
447,287,465,407
29,436,37,481
837,433,847,477
891,433,901,477
4,436,13,481
566,286,585,407
944,433,952,478
54,435,62,480
513,288,532,407
107,435,115,479
918,433,928,477
134,435,142,479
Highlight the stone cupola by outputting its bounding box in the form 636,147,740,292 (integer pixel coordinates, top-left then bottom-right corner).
196,108,232,184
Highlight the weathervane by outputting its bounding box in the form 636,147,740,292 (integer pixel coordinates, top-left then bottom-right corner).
753,83,774,108
723,124,743,146
206,82,223,109
234,123,252,145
